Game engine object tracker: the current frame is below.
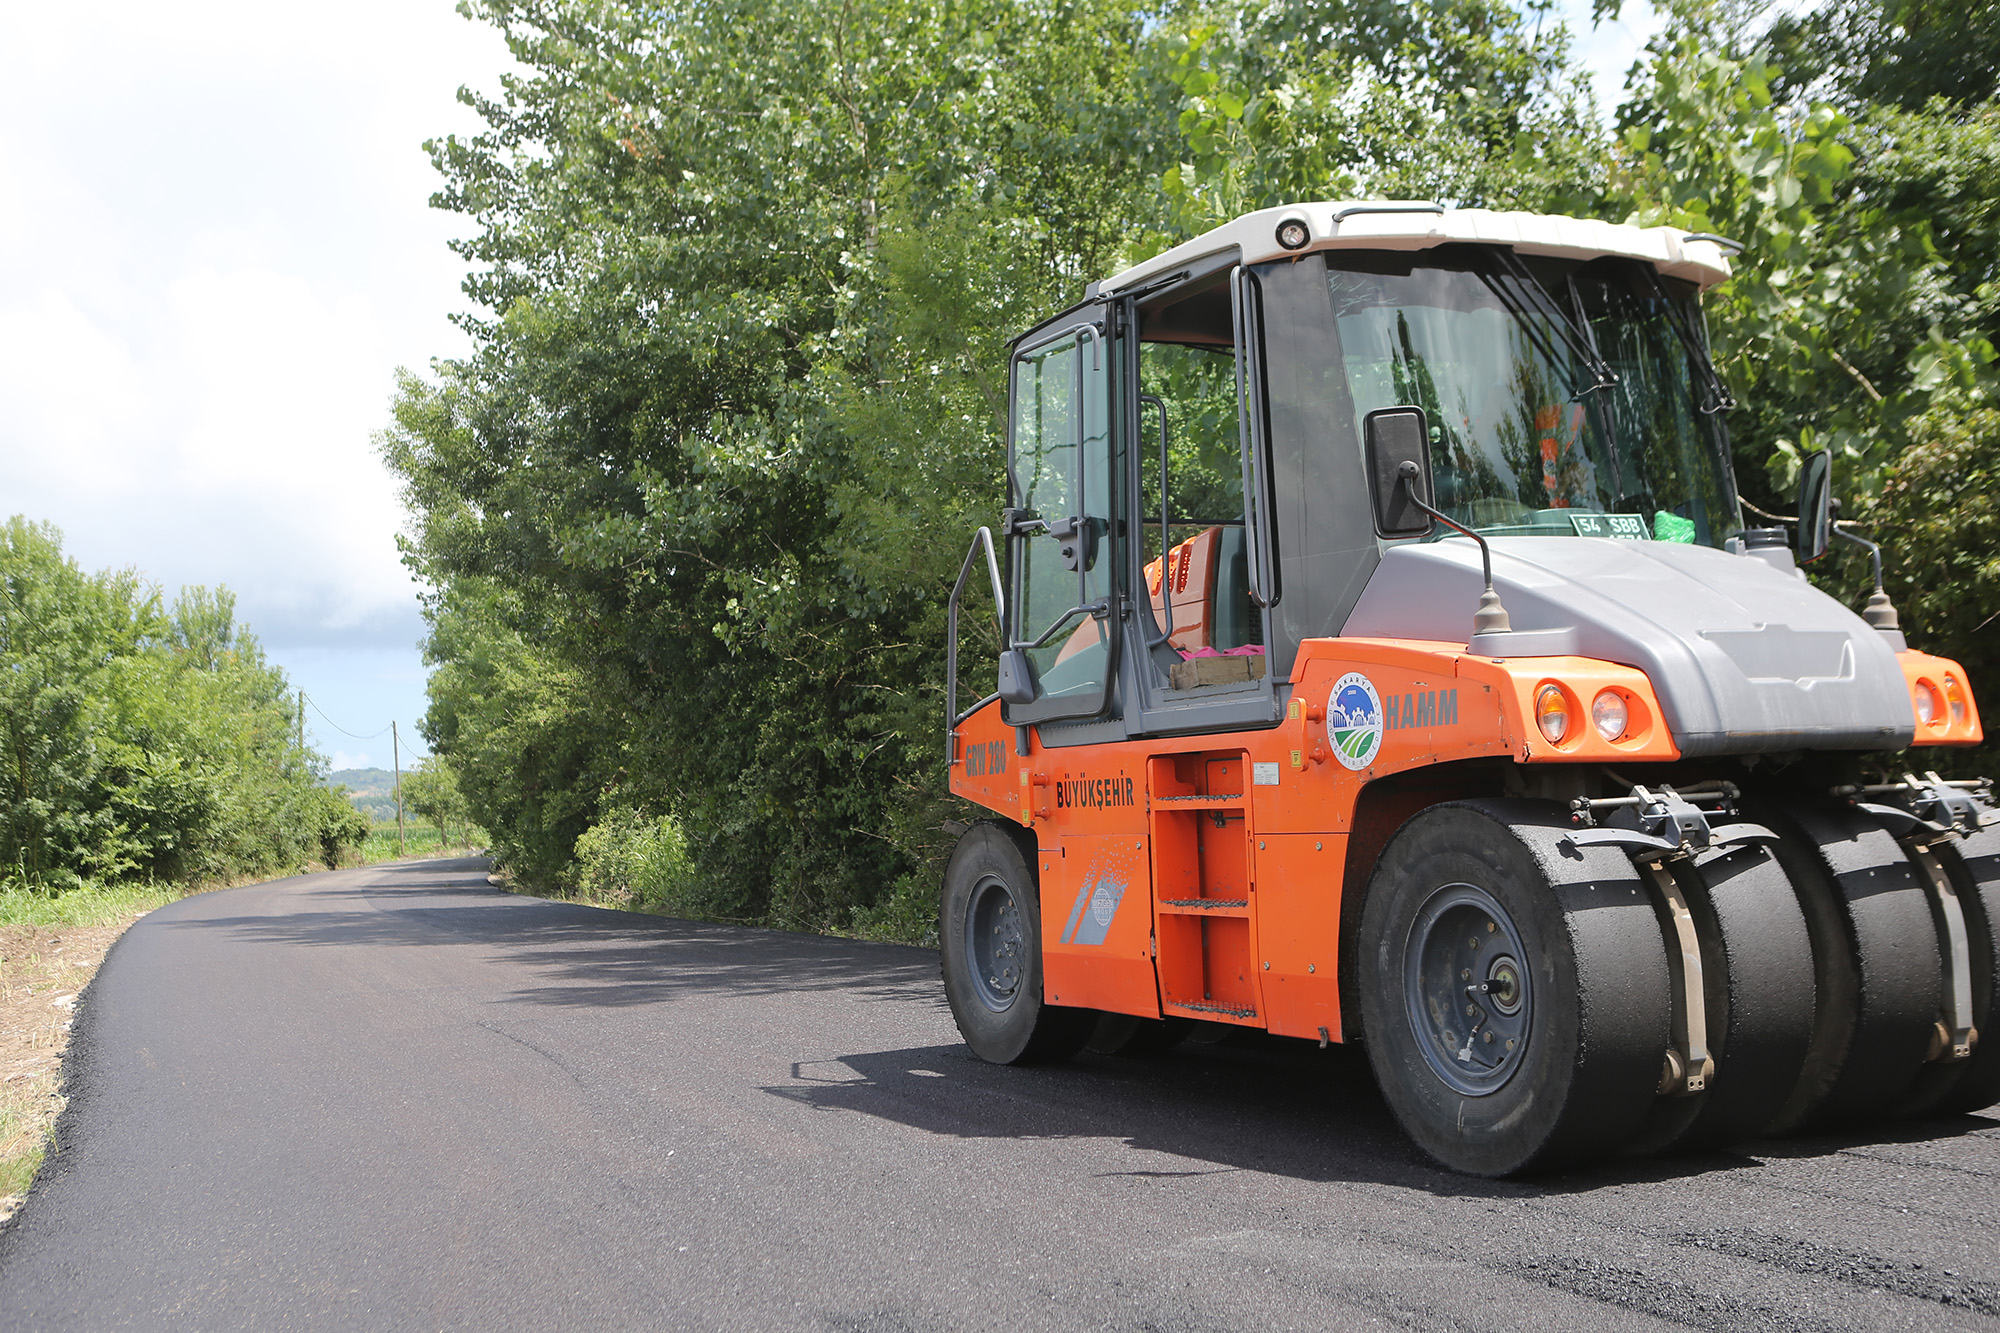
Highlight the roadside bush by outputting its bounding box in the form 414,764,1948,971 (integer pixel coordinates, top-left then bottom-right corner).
848,870,941,947
571,807,700,916
301,786,372,868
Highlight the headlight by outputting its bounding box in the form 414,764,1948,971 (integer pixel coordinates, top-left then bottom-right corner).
1592,690,1629,741
1945,674,1968,725
1914,680,1941,726
1536,684,1570,744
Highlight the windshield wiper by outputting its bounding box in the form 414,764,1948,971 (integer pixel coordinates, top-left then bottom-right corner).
1471,249,1625,501
1480,249,1620,397
1639,267,1736,415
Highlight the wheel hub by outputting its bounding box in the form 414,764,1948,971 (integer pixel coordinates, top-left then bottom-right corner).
966,874,1026,1012
1404,883,1533,1096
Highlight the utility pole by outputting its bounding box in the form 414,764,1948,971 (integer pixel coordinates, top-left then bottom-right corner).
392,720,405,858
297,690,306,754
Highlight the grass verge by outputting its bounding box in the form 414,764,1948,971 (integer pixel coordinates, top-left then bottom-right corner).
355,822,486,866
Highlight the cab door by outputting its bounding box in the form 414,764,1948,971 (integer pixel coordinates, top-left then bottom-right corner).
1002,309,1119,727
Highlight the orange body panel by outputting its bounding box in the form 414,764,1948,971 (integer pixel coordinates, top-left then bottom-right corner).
947,639,1682,1042
1899,649,1986,746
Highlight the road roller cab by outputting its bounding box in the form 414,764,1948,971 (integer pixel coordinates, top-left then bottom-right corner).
941,202,1999,1175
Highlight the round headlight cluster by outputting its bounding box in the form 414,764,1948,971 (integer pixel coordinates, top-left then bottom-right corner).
1535,684,1569,744
1914,680,1942,726
1591,690,1629,741
1945,674,1968,725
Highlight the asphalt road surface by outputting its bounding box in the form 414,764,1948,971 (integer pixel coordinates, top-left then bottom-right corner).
3,858,1998,1331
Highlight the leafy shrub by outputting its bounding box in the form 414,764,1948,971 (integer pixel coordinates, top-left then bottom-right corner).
847,871,940,947
572,807,699,916
302,786,373,868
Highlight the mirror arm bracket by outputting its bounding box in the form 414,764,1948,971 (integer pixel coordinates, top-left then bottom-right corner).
1834,523,1904,636
1397,461,1512,637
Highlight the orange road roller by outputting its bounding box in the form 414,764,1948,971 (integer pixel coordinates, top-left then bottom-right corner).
941,201,1995,1175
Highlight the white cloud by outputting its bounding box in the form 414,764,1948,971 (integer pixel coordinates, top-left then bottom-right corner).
0,0,514,659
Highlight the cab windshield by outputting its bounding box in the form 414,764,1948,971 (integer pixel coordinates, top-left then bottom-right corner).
1327,247,1741,547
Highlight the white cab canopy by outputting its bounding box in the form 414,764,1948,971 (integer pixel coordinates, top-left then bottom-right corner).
1102,202,1735,293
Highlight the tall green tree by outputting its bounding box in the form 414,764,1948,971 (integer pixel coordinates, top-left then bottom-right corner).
0,516,346,889
388,0,1599,924
392,0,2000,922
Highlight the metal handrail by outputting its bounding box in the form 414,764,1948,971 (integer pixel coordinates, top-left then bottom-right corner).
1231,266,1282,609
945,527,1006,761
1331,201,1445,224
1139,393,1174,647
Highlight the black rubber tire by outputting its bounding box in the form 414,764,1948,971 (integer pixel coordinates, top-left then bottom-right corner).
940,822,1094,1065
1628,843,1816,1155
1085,1013,1194,1056
1752,799,1941,1132
1925,825,2000,1115
1356,800,1671,1177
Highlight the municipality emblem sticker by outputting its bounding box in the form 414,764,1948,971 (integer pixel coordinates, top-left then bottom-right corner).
1327,672,1384,770
1091,880,1119,927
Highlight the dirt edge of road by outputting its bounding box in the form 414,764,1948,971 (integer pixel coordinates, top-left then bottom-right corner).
0,918,136,1226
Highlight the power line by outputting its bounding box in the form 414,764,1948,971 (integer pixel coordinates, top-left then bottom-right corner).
301,693,393,742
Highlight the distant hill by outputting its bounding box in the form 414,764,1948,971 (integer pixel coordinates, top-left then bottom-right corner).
324,768,402,822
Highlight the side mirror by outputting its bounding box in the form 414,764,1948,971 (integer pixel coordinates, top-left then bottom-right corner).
997,648,1037,705
1795,448,1833,563
1364,407,1435,537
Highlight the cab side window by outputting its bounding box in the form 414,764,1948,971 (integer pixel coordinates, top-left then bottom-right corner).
1138,282,1264,668
1007,326,1116,717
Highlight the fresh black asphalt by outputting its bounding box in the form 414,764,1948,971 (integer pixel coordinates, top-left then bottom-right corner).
2,857,1997,1330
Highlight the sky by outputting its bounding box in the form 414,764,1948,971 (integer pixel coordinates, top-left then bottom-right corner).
0,0,1658,774
0,0,516,769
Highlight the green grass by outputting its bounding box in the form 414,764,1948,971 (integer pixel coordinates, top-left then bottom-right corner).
354,822,486,865
0,1129,41,1202
0,880,185,930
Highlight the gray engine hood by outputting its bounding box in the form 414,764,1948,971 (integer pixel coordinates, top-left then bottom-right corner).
1339,538,1914,756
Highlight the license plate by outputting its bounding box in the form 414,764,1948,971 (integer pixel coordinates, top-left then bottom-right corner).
1570,513,1651,541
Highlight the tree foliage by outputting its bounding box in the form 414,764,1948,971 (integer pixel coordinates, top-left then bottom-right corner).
399,757,478,850
387,0,2000,928
0,517,350,891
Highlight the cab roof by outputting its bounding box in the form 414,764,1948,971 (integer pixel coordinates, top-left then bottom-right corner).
1101,202,1736,294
